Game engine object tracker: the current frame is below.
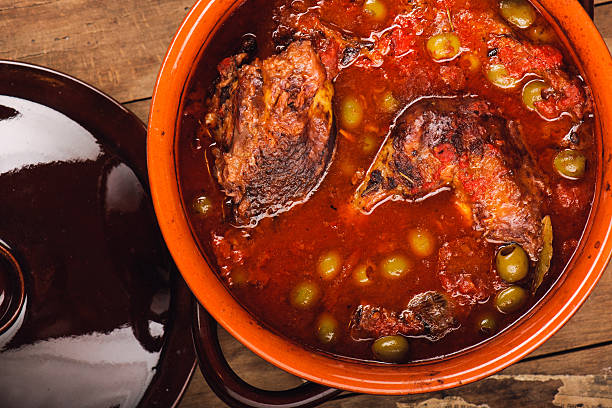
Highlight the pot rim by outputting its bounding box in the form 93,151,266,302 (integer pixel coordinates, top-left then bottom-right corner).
147,0,612,394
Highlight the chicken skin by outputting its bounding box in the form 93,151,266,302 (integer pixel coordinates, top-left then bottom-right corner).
205,41,335,225
353,97,548,260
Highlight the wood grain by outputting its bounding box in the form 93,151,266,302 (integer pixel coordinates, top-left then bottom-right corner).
0,0,193,102
532,264,612,356
594,2,612,51
2,0,606,106
124,99,151,123
178,335,612,408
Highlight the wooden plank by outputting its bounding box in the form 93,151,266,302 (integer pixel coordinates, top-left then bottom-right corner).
2,0,606,105
123,99,151,124
531,264,612,356
0,0,608,104
0,0,193,103
179,342,612,407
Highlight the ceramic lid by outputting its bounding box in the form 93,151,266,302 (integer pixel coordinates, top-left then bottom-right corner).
0,61,195,408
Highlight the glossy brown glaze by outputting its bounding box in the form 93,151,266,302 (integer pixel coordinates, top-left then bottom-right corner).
0,62,194,408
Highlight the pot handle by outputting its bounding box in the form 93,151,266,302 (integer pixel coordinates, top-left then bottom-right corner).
580,0,594,18
192,301,343,408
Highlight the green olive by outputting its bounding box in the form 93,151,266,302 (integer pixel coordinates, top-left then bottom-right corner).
372,335,410,362
426,33,461,61
477,314,498,336
340,96,363,129
290,282,320,309
317,251,342,280
496,243,529,283
526,24,556,43
522,80,547,111
380,254,412,279
316,313,339,344
192,195,213,215
353,264,372,285
499,0,536,28
363,0,387,21
486,64,518,89
554,149,586,180
495,285,528,314
380,91,399,113
408,228,436,258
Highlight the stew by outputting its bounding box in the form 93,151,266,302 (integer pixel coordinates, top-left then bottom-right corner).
177,0,596,363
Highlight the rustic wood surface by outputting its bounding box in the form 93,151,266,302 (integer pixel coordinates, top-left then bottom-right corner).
1,1,611,407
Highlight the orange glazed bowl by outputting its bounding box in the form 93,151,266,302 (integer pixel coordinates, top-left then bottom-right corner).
148,0,612,394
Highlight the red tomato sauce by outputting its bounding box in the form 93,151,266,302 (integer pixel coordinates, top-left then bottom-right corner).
177,0,596,362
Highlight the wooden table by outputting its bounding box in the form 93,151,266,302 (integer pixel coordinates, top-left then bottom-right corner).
1,1,611,406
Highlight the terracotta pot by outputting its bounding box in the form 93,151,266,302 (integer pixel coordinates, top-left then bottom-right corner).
147,0,612,401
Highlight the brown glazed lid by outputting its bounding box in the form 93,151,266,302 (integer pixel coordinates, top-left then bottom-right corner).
0,61,195,408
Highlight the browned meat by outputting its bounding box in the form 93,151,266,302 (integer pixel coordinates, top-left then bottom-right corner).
274,8,374,78
205,41,335,225
350,291,458,341
353,97,548,259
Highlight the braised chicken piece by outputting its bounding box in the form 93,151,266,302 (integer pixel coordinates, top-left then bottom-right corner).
353,97,547,259
350,291,458,341
205,41,335,225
